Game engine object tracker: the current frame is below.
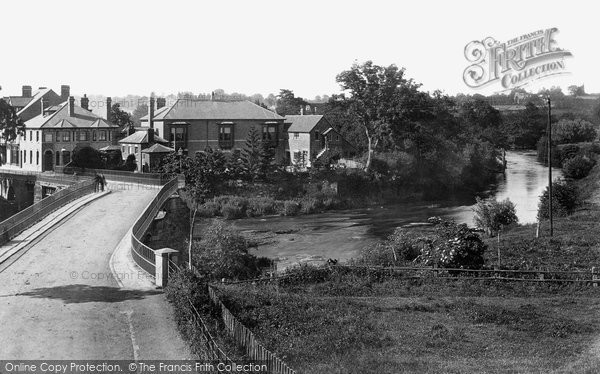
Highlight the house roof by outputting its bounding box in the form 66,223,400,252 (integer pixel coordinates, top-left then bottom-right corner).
7,97,33,108
141,100,283,121
24,101,119,129
98,145,122,152
285,115,324,132
17,88,53,115
119,130,168,144
142,143,174,154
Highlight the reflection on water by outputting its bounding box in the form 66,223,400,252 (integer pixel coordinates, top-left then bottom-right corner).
232,151,562,268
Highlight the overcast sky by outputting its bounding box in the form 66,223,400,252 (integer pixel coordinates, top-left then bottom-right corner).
0,0,595,99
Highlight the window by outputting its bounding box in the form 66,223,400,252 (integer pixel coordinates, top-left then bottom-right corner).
134,146,138,154
218,124,233,149
23,150,26,163
29,151,32,164
121,145,125,154
314,130,320,141
170,127,187,149
262,124,278,145
78,131,88,141
36,151,39,165
36,131,39,142
56,151,60,165
293,132,299,139
29,131,32,141
99,131,107,141
336,135,340,142
92,131,97,141
62,131,70,142
44,132,53,142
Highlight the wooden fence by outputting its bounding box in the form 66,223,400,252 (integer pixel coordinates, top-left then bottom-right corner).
208,286,297,374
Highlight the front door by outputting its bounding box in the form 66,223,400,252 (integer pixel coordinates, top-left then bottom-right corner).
44,150,54,171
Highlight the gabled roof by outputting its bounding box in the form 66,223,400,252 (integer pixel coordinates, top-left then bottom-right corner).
285,115,325,132
119,130,168,144
7,97,33,108
24,100,119,129
142,143,174,154
17,88,53,115
141,100,283,121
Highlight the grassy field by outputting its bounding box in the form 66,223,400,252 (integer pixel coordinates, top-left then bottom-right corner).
216,283,600,374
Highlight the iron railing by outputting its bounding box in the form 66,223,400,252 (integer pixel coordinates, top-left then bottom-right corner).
0,179,96,246
56,166,169,185
130,176,182,276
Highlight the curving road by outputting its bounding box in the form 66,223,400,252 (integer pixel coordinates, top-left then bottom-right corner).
0,182,191,359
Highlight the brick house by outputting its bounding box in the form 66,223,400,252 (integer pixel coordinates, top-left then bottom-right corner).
2,85,70,165
16,96,119,172
140,98,287,162
119,128,170,172
285,115,356,167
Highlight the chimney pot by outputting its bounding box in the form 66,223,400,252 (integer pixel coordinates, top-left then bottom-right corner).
22,85,32,98
81,94,89,111
68,96,75,116
61,85,70,100
148,97,155,129
106,97,112,122
147,128,155,144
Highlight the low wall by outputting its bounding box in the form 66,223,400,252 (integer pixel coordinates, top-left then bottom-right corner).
0,179,96,246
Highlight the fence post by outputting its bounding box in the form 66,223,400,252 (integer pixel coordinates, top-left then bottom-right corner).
154,248,179,288
593,267,598,287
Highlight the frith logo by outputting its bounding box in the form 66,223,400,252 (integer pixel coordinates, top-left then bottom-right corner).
463,28,572,92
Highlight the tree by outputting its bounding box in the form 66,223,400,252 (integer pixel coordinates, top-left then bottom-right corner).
258,140,276,180
110,103,134,131
72,146,104,169
0,99,25,142
568,85,585,97
240,126,262,181
510,102,546,149
335,61,423,170
276,89,307,116
553,118,597,144
473,197,518,267
457,99,507,147
131,103,148,126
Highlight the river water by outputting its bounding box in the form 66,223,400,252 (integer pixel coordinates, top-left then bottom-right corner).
232,151,562,269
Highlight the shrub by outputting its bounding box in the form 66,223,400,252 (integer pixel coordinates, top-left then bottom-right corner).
359,229,423,266
299,197,322,214
553,119,597,144
562,155,596,179
222,203,245,220
473,197,518,236
282,200,300,216
72,146,105,169
538,181,578,219
197,200,220,218
246,197,277,217
418,220,486,269
191,220,266,280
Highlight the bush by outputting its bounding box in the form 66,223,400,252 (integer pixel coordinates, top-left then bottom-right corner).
299,197,322,214
418,220,486,269
191,221,266,280
221,203,245,219
282,200,300,216
197,200,221,218
359,228,423,266
563,155,596,179
538,181,578,219
554,119,597,144
246,197,277,217
72,146,105,169
473,197,518,236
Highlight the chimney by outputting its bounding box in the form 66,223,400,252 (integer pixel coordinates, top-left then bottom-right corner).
148,97,155,129
106,97,112,122
156,97,166,110
38,87,47,90
147,128,155,144
22,85,32,98
41,98,46,116
68,96,75,116
81,94,89,111
61,85,70,101
300,105,304,115
211,91,215,101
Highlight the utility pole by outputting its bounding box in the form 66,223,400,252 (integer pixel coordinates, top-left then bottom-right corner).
547,97,553,237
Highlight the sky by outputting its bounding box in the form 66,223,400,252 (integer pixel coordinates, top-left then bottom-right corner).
0,0,596,99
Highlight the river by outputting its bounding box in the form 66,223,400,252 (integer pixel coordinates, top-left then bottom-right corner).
231,151,562,269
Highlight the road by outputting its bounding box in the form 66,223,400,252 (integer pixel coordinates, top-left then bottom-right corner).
0,182,192,359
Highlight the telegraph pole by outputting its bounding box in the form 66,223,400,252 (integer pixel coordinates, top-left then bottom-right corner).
547,97,553,237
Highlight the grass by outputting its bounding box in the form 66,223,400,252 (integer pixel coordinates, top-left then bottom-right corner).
215,283,600,374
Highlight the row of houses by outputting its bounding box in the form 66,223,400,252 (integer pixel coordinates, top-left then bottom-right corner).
1,85,356,173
